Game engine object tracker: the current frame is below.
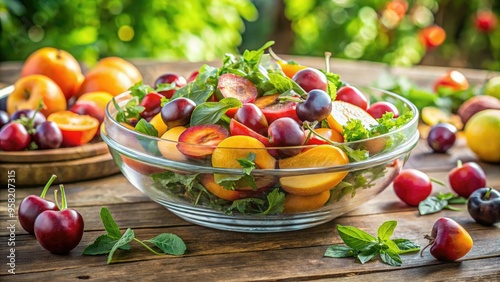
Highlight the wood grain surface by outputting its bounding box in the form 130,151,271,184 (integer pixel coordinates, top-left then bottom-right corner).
0,59,499,281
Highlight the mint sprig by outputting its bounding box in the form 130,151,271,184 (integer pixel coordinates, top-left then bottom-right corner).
324,220,420,267
418,192,467,215
83,207,186,264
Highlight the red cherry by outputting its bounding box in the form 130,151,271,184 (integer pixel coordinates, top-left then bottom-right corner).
18,175,59,234
335,85,369,110
154,73,187,98
0,122,31,151
448,161,487,198
366,101,399,119
33,185,84,254
474,10,497,33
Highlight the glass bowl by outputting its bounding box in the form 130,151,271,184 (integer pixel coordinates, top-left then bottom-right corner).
101,87,419,233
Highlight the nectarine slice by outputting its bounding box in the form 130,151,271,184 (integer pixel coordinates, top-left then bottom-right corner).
217,73,258,103
177,124,229,159
212,135,276,170
284,190,330,213
158,126,187,162
327,101,377,134
278,145,349,196
199,174,248,201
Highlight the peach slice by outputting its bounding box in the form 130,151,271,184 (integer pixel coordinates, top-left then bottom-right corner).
327,100,378,134
149,112,168,137
199,174,249,201
278,145,349,196
158,126,187,162
284,190,331,213
177,124,229,159
217,73,258,103
211,135,276,170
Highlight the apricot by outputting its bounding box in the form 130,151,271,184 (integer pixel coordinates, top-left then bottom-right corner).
95,57,142,84
211,135,276,170
327,101,377,134
158,126,187,162
77,67,134,97
8,75,67,117
278,145,349,196
284,190,330,213
21,47,83,100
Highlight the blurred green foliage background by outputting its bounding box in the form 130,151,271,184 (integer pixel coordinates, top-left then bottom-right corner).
1,0,499,70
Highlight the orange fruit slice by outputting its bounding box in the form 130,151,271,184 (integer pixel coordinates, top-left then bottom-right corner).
47,111,99,147
327,101,378,134
278,145,349,196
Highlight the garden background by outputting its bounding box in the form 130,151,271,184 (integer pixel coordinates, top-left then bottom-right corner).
1,0,499,71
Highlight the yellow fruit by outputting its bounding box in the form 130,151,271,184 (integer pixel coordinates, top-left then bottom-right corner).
278,145,349,196
327,101,378,134
158,126,187,162
284,190,331,213
464,109,500,163
77,91,114,111
149,112,168,137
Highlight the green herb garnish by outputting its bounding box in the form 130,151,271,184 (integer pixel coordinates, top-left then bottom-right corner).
418,192,467,215
83,207,186,264
324,220,420,267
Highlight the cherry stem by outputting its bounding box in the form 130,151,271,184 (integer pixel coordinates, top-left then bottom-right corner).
302,121,342,146
430,177,446,186
54,190,60,210
54,185,68,211
456,159,462,168
40,174,57,198
420,234,435,257
60,184,67,210
484,188,492,200
324,52,332,73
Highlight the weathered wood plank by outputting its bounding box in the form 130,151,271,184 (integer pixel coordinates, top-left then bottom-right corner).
1,208,498,278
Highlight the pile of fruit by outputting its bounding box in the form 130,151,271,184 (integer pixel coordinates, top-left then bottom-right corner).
0,47,142,151
375,68,500,162
111,42,416,214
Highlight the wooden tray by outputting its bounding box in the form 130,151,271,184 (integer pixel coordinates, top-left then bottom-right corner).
0,141,121,187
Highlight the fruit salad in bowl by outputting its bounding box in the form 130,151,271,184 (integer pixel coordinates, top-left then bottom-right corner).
101,42,419,232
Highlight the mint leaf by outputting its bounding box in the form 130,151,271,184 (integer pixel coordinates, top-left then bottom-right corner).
377,220,397,242
324,245,356,258
326,221,418,267
129,81,153,101
82,234,131,255
379,248,402,266
262,188,285,215
337,224,377,250
134,119,159,137
107,228,135,264
357,245,378,264
144,233,186,255
190,97,242,125
100,207,122,239
447,196,467,204
392,238,420,254
419,196,447,215
237,152,257,175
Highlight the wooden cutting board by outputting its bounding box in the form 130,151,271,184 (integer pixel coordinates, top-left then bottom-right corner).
0,141,121,187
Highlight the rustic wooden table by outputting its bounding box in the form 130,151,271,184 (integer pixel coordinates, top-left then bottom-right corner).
0,58,499,281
